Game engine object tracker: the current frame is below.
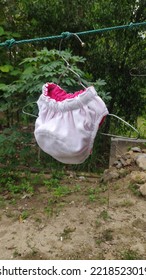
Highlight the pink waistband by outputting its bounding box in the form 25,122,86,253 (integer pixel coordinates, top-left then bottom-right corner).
43,83,85,101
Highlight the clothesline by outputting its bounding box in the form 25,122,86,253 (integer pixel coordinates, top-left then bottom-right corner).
0,21,146,48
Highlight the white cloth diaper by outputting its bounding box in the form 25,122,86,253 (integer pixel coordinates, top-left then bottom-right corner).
34,83,108,164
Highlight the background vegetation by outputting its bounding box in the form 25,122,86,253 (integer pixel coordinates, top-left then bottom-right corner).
0,0,146,172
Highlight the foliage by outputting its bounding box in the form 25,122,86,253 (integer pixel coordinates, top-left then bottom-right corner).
0,0,146,173
137,116,146,138
0,48,109,125
0,168,34,194
85,0,146,122
1,0,145,123
0,127,35,167
121,249,142,260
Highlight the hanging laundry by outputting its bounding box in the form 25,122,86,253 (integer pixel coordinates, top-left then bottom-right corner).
34,83,108,164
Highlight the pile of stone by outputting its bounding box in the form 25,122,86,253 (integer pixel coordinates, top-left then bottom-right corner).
102,146,146,196
112,147,146,171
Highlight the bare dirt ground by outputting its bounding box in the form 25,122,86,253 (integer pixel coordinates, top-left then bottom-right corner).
0,160,146,260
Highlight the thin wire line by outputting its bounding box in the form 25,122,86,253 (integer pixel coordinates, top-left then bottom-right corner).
101,113,140,139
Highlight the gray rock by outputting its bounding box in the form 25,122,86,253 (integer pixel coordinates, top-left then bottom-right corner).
135,154,146,171
131,147,142,153
79,176,86,181
119,158,127,166
116,162,123,169
113,160,120,166
125,158,133,166
102,168,119,182
113,159,123,169
139,183,146,196
130,171,146,184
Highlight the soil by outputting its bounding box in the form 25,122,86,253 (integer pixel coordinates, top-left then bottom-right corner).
0,163,146,260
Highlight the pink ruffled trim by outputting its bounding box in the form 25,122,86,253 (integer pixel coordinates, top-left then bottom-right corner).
43,83,85,101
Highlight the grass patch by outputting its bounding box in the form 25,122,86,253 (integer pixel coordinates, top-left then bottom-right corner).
0,196,6,208
102,229,113,241
7,180,34,194
44,178,60,190
53,185,72,197
44,206,54,217
137,117,146,138
0,168,34,196
121,249,142,260
86,183,109,204
99,210,111,221
128,183,141,197
21,210,30,220
117,199,134,207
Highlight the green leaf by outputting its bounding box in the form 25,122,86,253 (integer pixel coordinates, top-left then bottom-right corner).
0,26,4,36
3,91,13,98
0,83,8,91
23,67,34,75
0,103,9,112
11,32,21,38
10,70,21,76
96,79,107,86
0,65,13,73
